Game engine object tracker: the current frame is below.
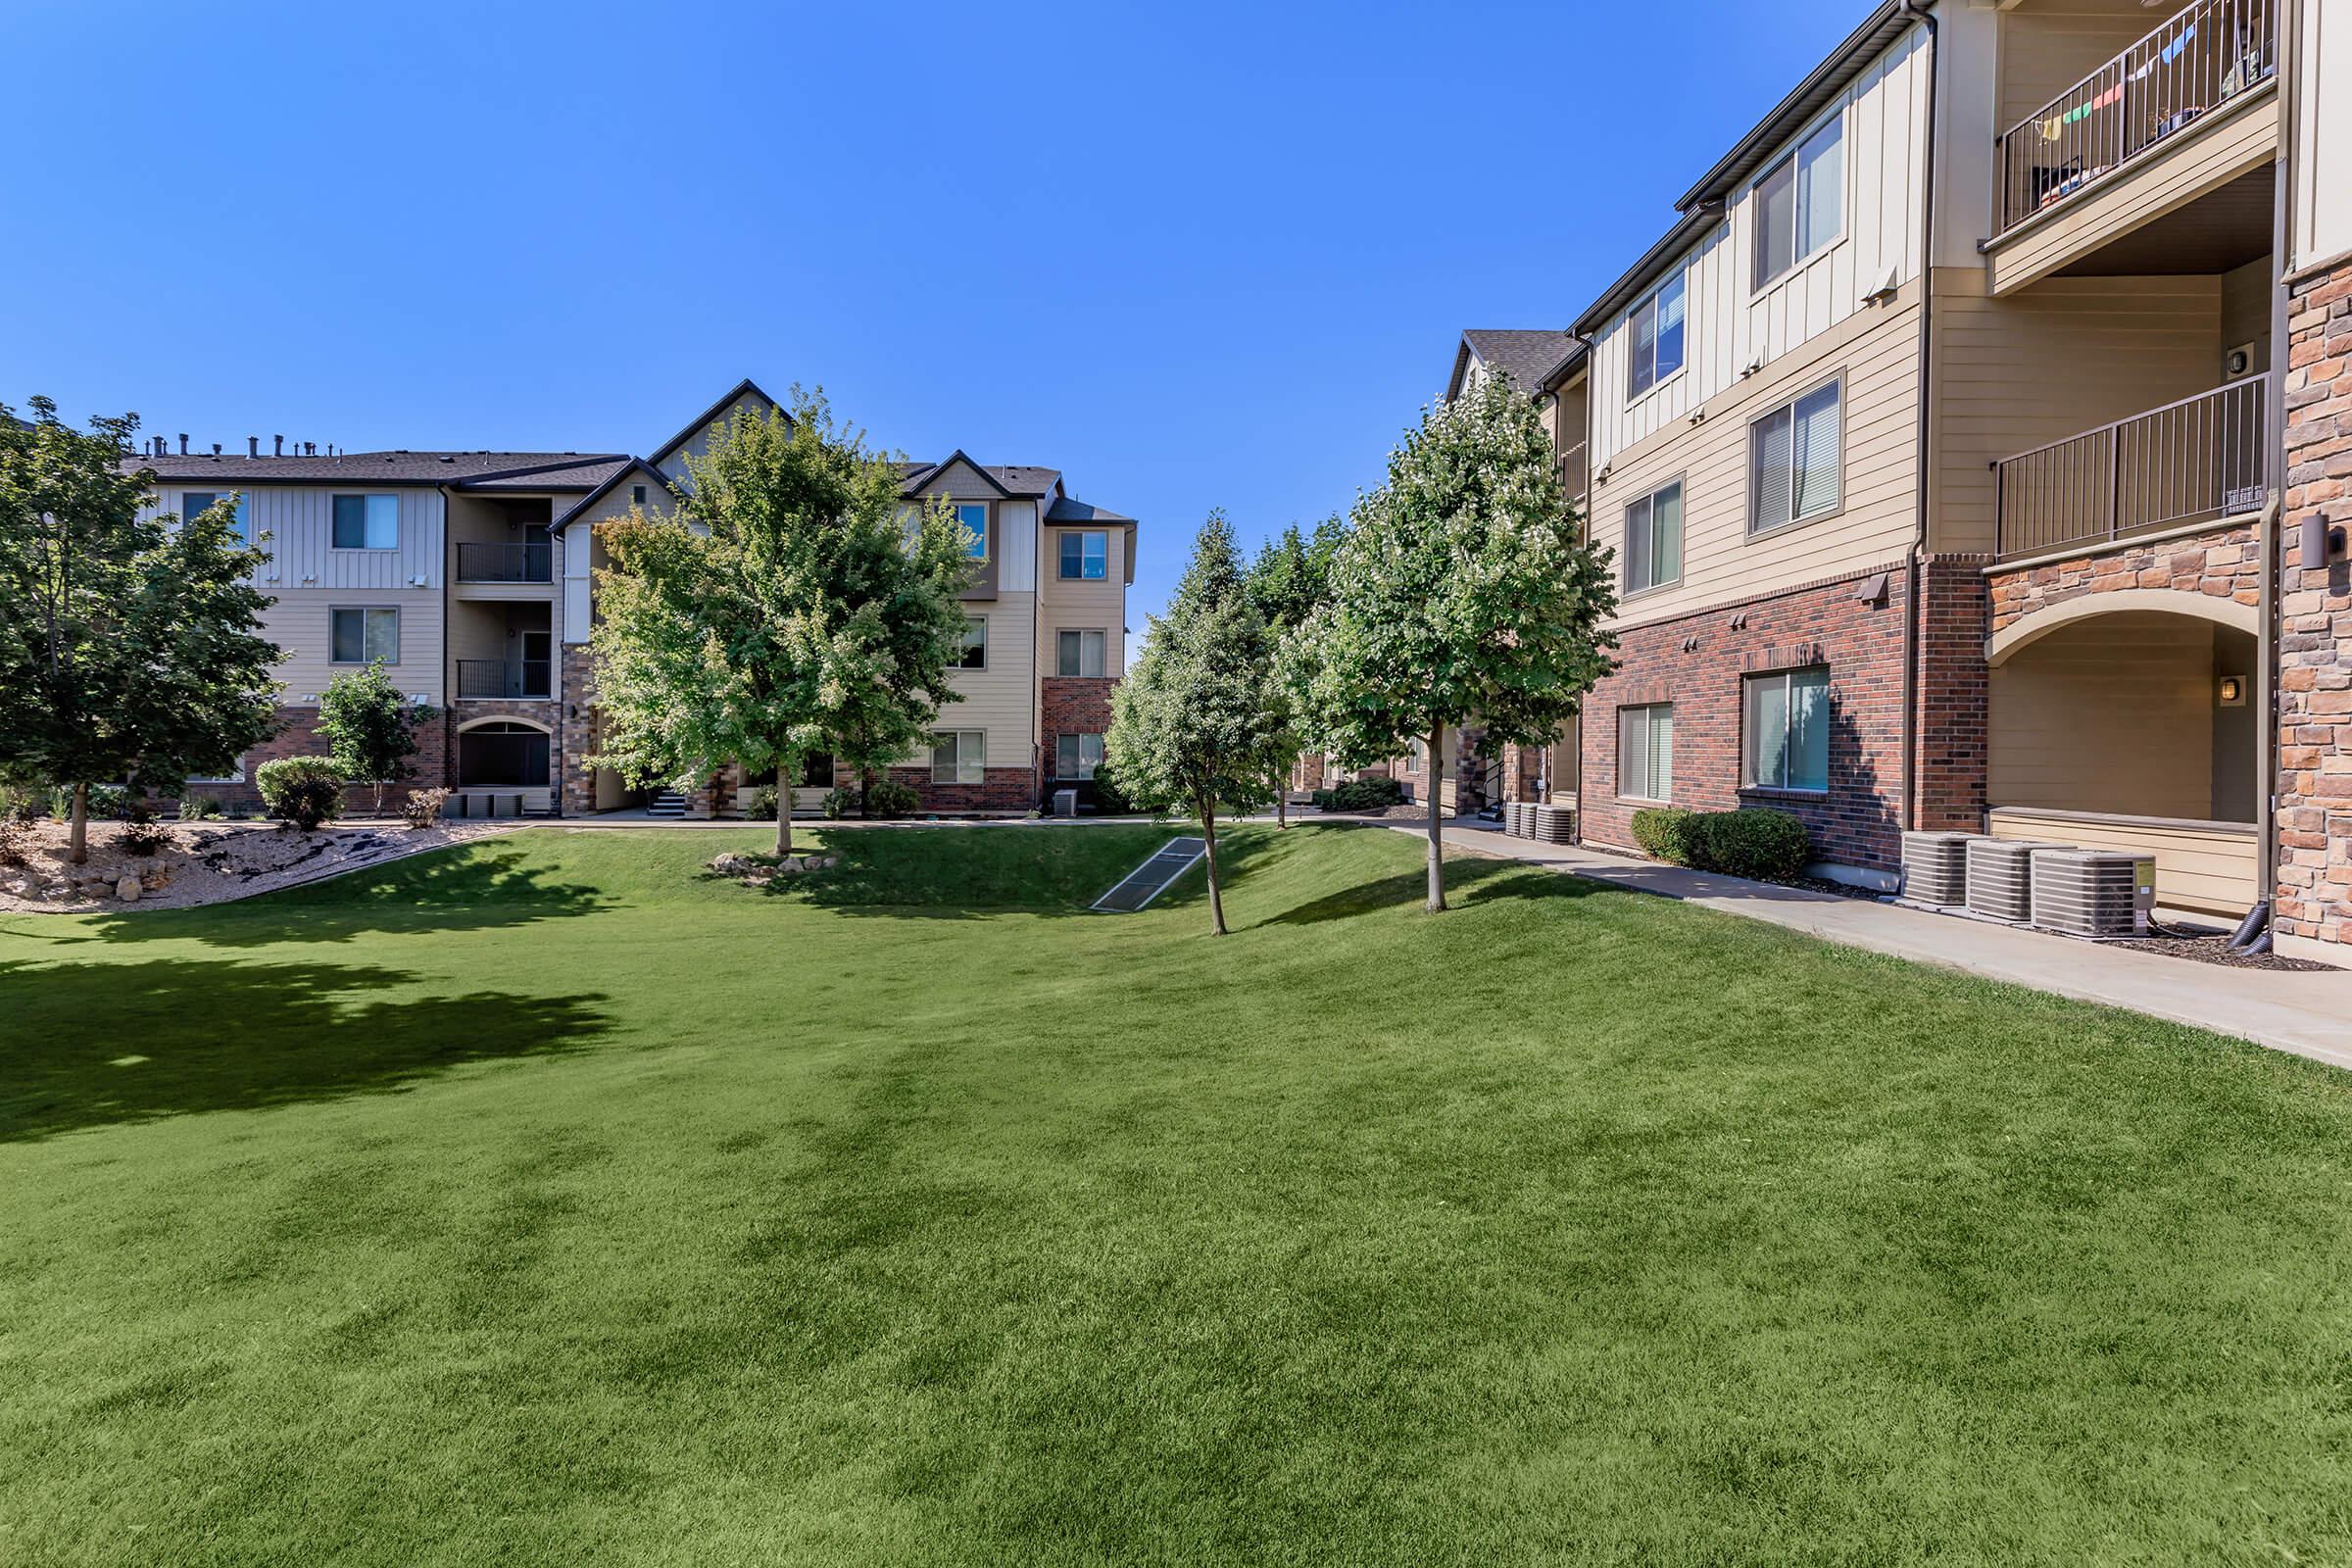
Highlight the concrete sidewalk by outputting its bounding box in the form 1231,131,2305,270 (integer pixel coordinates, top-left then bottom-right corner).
1405,819,2352,1073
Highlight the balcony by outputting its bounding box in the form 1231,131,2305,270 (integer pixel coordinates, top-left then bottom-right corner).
456,658,553,701
455,541,553,584
1993,378,2270,562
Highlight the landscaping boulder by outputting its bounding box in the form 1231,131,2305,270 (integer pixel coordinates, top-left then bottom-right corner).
115,876,141,903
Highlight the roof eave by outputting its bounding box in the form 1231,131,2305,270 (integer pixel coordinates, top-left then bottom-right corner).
1674,2,1915,210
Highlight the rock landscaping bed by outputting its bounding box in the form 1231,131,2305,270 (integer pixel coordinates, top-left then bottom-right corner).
709,849,843,888
0,817,518,913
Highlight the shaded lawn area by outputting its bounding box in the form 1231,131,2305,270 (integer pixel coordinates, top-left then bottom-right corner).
2,821,2349,1566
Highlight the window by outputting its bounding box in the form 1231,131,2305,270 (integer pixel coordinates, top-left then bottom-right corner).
1753,114,1843,290
1623,479,1684,594
1626,270,1686,400
1618,704,1673,802
329,607,400,664
931,730,985,785
631,485,647,505
1744,667,1829,793
1749,378,1841,535
954,502,989,561
958,616,988,669
331,493,400,550
180,491,250,544
1058,530,1107,580
1055,732,1104,779
1056,628,1106,677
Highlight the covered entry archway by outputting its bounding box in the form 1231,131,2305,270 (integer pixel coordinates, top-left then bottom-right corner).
456,717,555,804
1985,592,2259,920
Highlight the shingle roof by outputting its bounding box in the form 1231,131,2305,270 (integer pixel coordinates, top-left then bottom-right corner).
1451,329,1577,399
1045,495,1134,524
455,457,635,492
123,450,626,486
897,460,1062,498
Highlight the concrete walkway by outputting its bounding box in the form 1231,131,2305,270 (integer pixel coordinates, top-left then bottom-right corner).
1407,819,2352,1073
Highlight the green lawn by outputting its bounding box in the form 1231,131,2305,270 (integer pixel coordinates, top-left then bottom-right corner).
4,822,2350,1566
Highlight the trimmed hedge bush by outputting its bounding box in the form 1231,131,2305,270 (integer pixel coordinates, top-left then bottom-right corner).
1311,777,1406,813
821,779,920,820
744,785,780,821
256,757,347,831
1632,806,1811,883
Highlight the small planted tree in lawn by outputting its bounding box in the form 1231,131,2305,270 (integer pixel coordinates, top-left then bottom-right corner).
318,661,429,815
1290,373,1616,911
589,389,971,857
1104,512,1289,936
1247,516,1344,828
0,399,279,862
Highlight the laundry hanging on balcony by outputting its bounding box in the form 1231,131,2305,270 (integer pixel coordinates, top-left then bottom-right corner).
2035,24,2193,141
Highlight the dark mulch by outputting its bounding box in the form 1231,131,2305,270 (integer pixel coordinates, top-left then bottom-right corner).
2107,931,2332,971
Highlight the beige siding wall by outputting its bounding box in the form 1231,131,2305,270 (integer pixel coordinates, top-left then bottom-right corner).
1986,87,2278,295
1040,522,1128,677
659,390,774,489
1988,807,2257,918
1994,3,2180,135
260,588,444,705
145,481,444,592
2294,0,2352,267
1927,270,2227,553
1592,289,1922,628
2221,255,2275,372
1590,23,1930,467
912,599,1038,771
1987,611,2227,816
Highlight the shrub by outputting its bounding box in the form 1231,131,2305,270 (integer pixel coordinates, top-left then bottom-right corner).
0,817,30,867
76,783,130,822
1311,776,1406,813
1631,806,1700,864
118,817,178,857
822,778,919,819
402,788,448,830
177,794,225,821
0,784,42,823
744,785,780,821
1690,808,1812,882
256,757,347,831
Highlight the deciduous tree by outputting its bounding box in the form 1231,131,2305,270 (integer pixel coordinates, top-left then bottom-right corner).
1247,516,1344,828
588,391,970,857
1291,374,1615,911
1104,513,1288,935
0,399,279,862
318,661,430,814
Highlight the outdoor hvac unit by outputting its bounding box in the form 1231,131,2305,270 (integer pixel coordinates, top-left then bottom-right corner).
1533,805,1575,844
1899,831,1972,906
1052,789,1077,818
1964,838,2059,922
1508,802,1533,838
2030,849,2156,939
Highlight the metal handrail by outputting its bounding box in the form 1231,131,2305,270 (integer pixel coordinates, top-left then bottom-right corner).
456,659,553,700
455,541,553,583
1992,378,2269,561
1995,0,2276,234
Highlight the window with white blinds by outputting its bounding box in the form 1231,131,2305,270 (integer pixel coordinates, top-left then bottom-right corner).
1618,704,1673,802
1743,667,1829,792
1749,378,1841,535
1624,479,1684,594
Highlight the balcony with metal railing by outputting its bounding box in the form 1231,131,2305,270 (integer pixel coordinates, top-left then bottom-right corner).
456,658,554,701
1992,377,2271,562
1995,0,2277,241
455,541,553,584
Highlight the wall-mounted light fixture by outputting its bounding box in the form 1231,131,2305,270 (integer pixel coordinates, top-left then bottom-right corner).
2218,674,2246,708
2300,513,2343,570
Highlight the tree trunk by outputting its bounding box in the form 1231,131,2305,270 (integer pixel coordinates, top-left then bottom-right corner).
1425,723,1446,913
374,780,387,816
1200,806,1227,936
1275,762,1289,829
775,762,792,857
69,781,88,865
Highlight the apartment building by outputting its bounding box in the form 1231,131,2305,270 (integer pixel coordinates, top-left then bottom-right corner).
1465,0,2352,962
128,380,1136,819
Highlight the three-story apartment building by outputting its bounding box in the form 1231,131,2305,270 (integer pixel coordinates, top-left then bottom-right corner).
129,380,1136,819
1468,0,2352,961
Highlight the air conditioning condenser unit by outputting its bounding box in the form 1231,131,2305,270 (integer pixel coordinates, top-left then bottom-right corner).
1900,831,1971,906
2030,849,2156,939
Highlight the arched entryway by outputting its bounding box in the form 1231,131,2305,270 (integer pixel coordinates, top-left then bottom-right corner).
456,718,553,790
1986,593,2259,919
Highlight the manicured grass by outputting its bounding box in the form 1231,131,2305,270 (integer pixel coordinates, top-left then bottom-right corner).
3,821,2350,1565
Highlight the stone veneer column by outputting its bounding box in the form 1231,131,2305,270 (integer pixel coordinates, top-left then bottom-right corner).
560,645,600,816
2275,259,2352,956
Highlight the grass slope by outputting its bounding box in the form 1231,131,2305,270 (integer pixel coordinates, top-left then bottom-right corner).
3,822,2349,1566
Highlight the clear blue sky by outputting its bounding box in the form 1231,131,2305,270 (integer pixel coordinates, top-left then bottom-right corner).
4,0,1870,638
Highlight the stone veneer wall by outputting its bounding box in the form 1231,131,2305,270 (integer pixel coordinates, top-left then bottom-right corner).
1579,564,1908,869
561,645,601,816
1985,522,2260,636
447,699,562,801
2275,259,2352,955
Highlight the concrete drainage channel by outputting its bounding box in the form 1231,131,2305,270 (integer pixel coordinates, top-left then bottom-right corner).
1092,837,1207,911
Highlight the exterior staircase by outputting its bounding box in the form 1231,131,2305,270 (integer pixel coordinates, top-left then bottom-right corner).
646,789,689,818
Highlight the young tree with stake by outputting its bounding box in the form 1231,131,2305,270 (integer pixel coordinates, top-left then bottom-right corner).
1291,374,1615,911
588,391,971,858
0,400,279,862
1104,512,1288,936
317,661,430,815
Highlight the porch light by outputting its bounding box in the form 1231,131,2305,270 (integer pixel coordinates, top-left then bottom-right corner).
2217,675,2245,708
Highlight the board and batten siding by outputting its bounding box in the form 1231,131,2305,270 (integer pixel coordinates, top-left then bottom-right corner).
1592,286,1924,630
1589,22,1930,470
147,481,444,591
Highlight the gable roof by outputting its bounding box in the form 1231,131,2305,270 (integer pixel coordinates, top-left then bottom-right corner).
553,459,672,533
1447,329,1577,400
896,458,1062,499
646,377,783,472
1045,495,1134,525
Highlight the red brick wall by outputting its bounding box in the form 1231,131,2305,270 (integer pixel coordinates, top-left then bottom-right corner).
1579,565,1908,869
183,705,447,816
2276,259,2352,951
1042,676,1115,778
1914,556,1991,832
888,765,1037,814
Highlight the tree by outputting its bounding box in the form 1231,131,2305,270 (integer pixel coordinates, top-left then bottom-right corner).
1104,512,1289,936
1290,373,1616,912
318,661,430,814
588,389,971,857
0,398,279,863
1247,516,1345,828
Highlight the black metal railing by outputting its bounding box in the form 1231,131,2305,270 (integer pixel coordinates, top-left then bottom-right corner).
456,659,553,700
1557,440,1590,502
455,541,553,583
1994,378,2270,560
1996,0,2277,234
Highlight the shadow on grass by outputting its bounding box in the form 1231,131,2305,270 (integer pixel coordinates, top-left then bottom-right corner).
82,847,612,949
1256,853,1600,928
0,957,610,1142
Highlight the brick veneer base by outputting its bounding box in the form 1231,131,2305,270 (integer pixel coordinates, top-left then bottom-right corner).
2276,258,2352,956
1986,522,2260,636
180,705,448,815
1580,565,1909,870
888,766,1037,813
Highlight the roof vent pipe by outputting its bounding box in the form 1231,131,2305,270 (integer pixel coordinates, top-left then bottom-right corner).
178,433,189,455
303,442,316,457
247,437,259,459
272,434,283,457
211,443,221,457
